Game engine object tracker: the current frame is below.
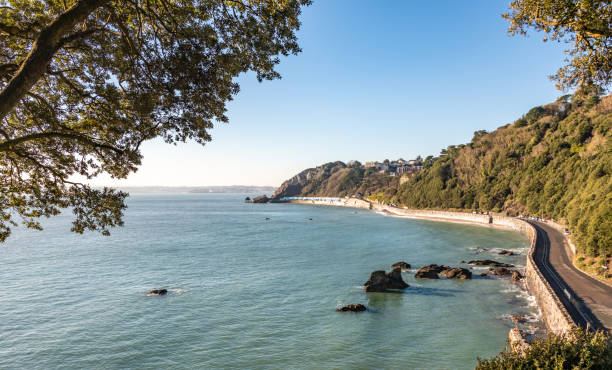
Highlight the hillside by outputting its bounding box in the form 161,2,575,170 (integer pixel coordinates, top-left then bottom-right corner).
273,94,611,260
272,161,400,199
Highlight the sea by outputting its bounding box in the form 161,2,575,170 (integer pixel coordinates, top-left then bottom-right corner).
0,193,542,369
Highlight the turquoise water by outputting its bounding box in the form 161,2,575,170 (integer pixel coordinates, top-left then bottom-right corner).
0,194,539,369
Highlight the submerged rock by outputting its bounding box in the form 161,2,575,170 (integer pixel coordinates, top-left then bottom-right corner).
364,268,409,292
498,250,515,256
391,261,411,270
439,267,472,280
336,304,367,312
467,260,514,268
149,289,167,295
488,267,513,276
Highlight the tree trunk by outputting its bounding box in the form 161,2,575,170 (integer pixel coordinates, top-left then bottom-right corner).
0,0,109,123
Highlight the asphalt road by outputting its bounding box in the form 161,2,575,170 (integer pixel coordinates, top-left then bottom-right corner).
528,220,612,333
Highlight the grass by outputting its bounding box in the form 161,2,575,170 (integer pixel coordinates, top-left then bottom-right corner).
575,253,612,285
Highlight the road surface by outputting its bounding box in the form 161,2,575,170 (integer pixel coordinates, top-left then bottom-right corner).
529,220,612,333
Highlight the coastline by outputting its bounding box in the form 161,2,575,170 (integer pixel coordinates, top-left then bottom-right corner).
281,197,578,337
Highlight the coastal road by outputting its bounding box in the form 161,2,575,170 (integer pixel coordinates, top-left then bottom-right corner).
528,220,612,333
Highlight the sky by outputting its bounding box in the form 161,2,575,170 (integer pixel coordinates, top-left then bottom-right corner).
92,0,568,188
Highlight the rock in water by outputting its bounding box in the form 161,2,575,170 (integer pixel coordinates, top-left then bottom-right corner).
364,268,409,292
439,267,472,280
244,197,251,202
510,314,527,324
467,260,514,268
488,267,513,276
336,304,367,312
391,261,411,270
149,289,167,295
414,264,449,279
498,250,515,256
251,195,269,203
511,270,524,281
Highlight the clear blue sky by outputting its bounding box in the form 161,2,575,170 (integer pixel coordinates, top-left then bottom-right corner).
93,0,567,187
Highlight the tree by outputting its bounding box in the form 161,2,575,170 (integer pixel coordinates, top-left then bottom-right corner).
476,328,612,369
0,0,310,242
503,0,612,91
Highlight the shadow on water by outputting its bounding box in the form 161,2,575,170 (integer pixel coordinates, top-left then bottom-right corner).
363,286,461,312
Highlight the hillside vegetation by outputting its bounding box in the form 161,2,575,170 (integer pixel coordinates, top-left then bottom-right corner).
273,94,611,259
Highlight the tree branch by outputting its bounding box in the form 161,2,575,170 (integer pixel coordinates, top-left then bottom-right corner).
0,131,124,154
0,0,110,122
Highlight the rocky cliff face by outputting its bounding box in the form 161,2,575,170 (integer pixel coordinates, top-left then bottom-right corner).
272,161,400,200
272,161,347,199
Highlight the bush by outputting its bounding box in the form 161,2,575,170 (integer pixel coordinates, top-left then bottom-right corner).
476,328,612,370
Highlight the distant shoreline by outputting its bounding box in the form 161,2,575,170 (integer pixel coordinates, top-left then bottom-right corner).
94,185,277,194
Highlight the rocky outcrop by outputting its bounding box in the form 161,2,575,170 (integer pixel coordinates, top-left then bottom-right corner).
415,264,446,279
391,261,411,270
250,195,269,203
414,264,448,279
467,260,514,268
149,289,167,295
415,265,472,279
244,196,251,202
439,267,472,280
336,304,367,312
364,268,409,292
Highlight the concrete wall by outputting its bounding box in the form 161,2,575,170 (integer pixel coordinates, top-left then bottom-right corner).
285,198,576,334
287,198,372,210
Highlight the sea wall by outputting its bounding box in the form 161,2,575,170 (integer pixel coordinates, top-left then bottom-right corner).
284,198,576,334
491,216,574,333
286,198,372,210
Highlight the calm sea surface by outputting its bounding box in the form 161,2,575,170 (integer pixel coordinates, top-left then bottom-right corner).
0,194,540,369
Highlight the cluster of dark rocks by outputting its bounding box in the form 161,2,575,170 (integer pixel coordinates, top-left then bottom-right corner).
459,259,525,282
149,289,167,295
414,264,472,280
338,262,412,313
337,256,525,313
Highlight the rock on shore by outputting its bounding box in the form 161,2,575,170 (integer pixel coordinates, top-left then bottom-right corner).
364,268,409,292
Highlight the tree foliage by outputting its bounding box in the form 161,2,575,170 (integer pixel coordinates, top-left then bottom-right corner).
503,0,612,91
0,0,309,241
395,94,611,257
476,328,612,369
